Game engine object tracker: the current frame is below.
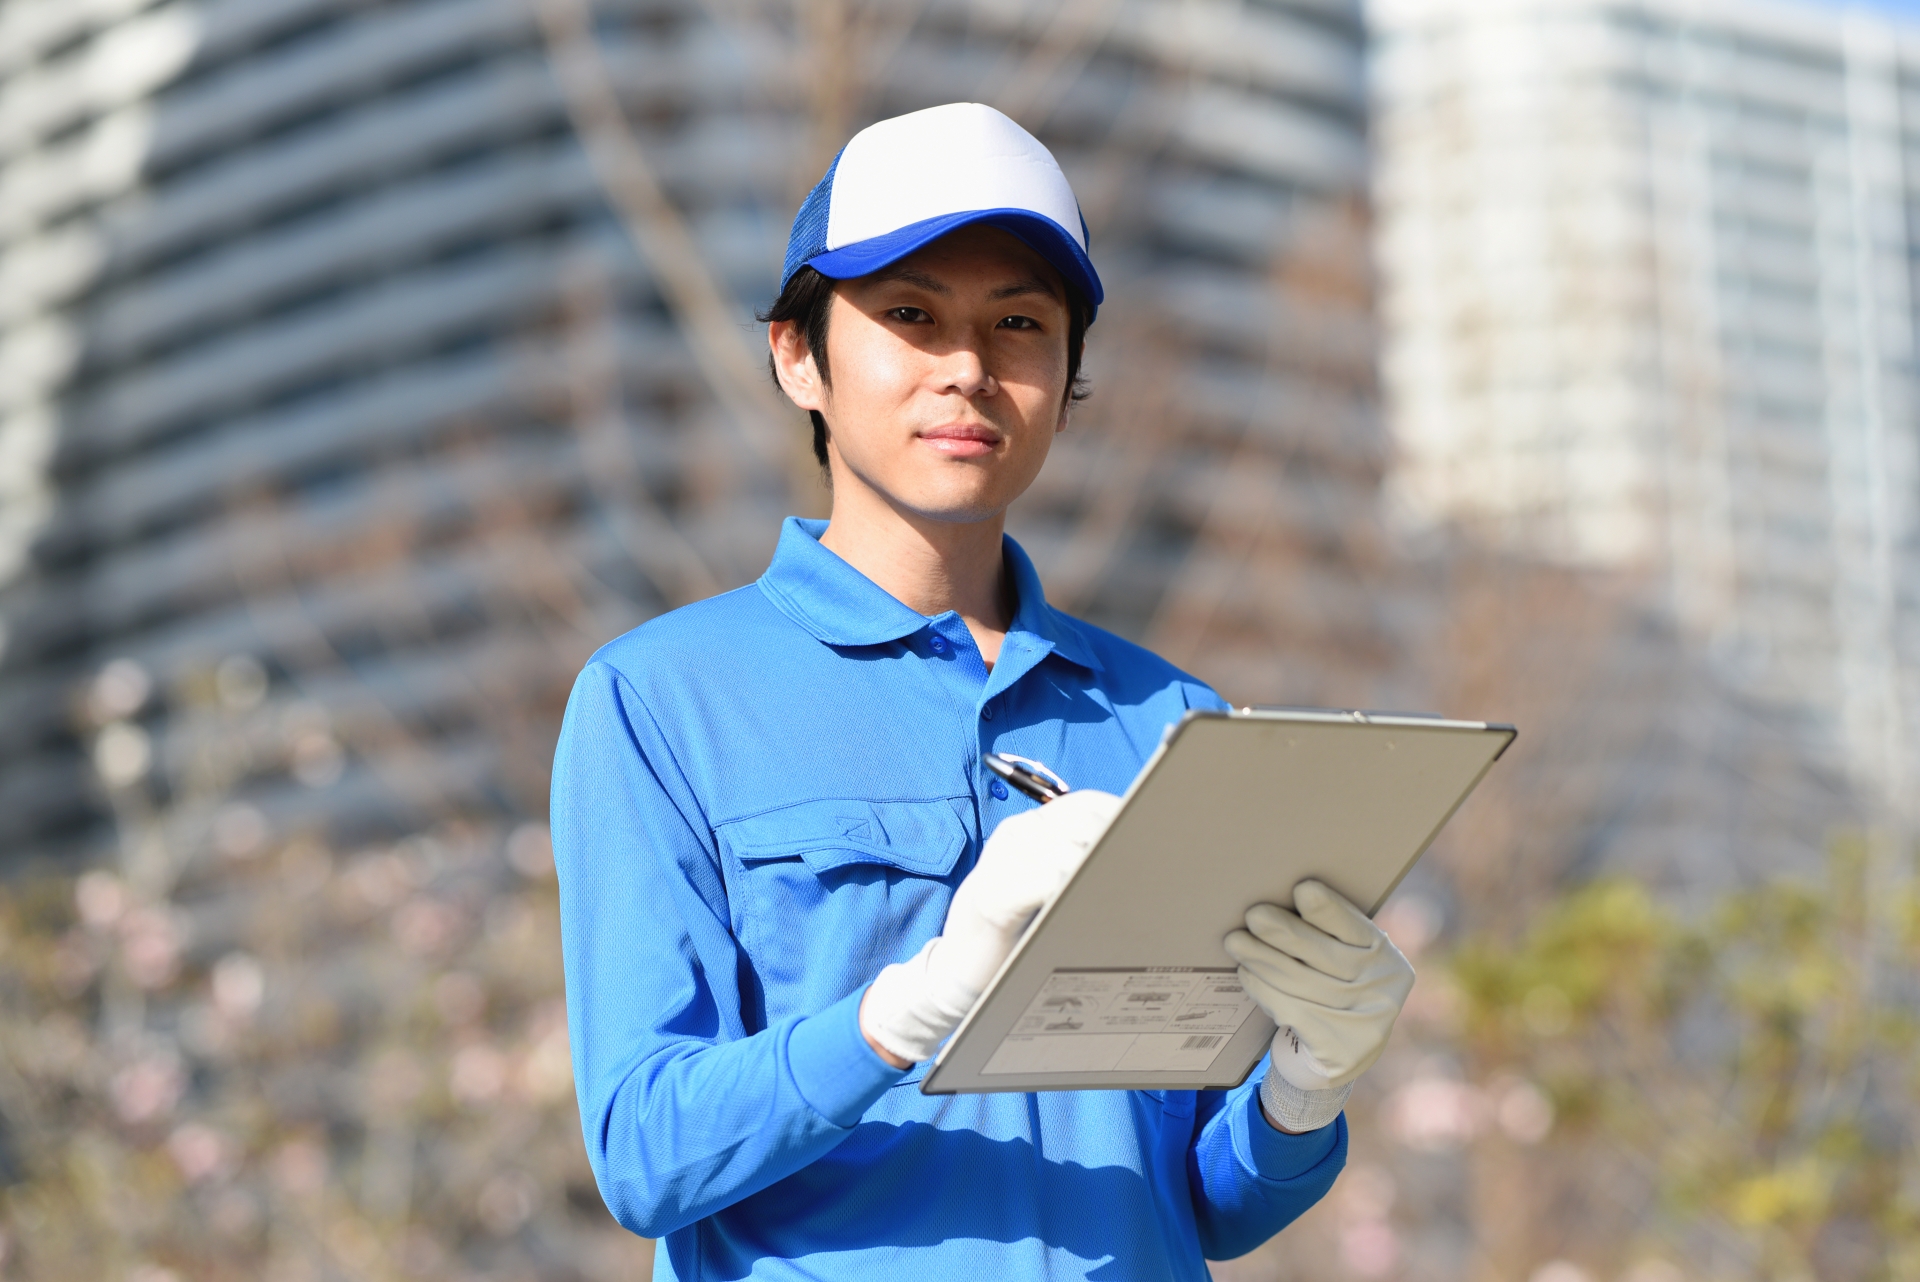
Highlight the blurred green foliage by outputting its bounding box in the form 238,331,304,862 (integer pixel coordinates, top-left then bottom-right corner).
1446,839,1920,1280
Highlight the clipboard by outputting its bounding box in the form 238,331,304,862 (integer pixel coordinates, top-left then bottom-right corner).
921,708,1515,1095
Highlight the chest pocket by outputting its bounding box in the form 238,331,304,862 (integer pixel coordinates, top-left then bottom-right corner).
721,797,972,878
716,797,976,1024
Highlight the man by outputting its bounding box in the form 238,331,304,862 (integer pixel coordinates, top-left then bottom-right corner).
552,103,1415,1280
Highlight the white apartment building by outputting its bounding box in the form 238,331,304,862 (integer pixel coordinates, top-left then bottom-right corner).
1371,0,1920,808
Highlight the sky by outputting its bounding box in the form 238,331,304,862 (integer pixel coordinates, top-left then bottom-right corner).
1812,0,1920,14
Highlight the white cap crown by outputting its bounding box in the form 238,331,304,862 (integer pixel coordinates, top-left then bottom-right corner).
825,103,1087,252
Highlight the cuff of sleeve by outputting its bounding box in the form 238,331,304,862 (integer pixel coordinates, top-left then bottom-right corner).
1233,1082,1345,1182
788,986,909,1128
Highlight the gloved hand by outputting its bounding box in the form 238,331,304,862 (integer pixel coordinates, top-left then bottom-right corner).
1224,879,1415,1131
861,789,1123,1064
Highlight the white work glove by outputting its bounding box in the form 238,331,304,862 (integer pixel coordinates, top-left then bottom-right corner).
1223,879,1415,1132
861,789,1123,1064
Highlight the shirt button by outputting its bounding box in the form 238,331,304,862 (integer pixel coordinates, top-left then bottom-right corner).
981,703,995,720
989,780,1009,800
928,635,949,654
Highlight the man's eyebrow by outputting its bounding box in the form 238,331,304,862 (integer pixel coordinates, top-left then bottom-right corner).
988,276,1062,303
862,265,1063,303
865,265,952,294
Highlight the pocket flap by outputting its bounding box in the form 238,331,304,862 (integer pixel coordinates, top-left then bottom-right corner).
722,798,970,877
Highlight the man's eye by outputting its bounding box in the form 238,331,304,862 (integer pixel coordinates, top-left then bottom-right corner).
998,315,1040,330
887,307,931,323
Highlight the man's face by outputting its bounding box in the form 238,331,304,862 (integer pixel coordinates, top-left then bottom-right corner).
779,224,1075,525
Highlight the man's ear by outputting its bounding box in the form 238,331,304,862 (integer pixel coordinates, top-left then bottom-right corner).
1054,397,1073,434
1054,343,1081,433
769,320,827,414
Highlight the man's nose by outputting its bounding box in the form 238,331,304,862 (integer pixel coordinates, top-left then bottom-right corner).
937,343,996,399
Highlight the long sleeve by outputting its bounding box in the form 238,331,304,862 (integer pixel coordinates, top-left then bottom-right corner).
1185,1059,1349,1259
551,660,905,1239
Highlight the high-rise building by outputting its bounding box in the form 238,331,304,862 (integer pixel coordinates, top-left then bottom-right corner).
0,0,1386,860
1370,0,1920,808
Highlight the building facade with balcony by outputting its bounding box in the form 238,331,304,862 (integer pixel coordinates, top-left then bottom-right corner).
1372,0,1920,809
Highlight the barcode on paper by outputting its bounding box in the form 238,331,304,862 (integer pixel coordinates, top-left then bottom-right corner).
983,970,1258,1075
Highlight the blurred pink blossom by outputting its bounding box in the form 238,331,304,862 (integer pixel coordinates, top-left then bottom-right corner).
1493,1075,1555,1144
211,953,266,1021
271,1138,328,1196
1337,1162,1398,1220
51,929,100,997
519,999,573,1104
344,851,412,910
451,1043,508,1104
210,804,269,860
1530,1262,1593,1282
1384,1073,1486,1152
1333,1162,1401,1276
433,971,486,1026
507,823,554,879
290,731,345,788
167,1123,235,1184
1376,893,1440,958
90,659,152,722
1340,1220,1400,1278
392,896,461,956
120,905,187,990
111,1051,185,1125
75,871,126,929
1399,971,1464,1033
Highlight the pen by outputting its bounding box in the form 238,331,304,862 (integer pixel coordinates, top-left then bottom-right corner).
983,752,1067,804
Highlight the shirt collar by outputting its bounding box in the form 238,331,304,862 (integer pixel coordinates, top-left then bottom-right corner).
1001,528,1102,672
756,517,1102,672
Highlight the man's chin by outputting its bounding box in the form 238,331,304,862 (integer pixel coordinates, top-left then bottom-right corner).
909,502,1008,528
831,456,1028,528
893,488,1013,528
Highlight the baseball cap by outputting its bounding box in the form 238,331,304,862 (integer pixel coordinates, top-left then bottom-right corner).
781,102,1104,320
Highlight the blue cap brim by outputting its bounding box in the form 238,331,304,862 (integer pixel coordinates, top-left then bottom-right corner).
805,209,1104,322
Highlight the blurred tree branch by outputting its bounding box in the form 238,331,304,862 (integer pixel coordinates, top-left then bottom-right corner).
532,0,814,506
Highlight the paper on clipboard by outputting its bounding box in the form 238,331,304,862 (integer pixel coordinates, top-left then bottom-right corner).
921,708,1514,1095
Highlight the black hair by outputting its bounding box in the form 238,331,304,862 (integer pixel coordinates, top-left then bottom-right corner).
757,264,1093,470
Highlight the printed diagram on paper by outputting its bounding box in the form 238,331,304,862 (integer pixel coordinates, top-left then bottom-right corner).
980,969,1261,1076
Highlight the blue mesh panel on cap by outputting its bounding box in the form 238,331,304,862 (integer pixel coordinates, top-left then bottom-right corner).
781,147,845,289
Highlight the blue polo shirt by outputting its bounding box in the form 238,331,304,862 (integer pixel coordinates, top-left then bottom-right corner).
552,517,1346,1281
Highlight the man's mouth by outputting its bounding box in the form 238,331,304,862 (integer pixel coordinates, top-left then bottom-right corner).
919,424,1002,458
